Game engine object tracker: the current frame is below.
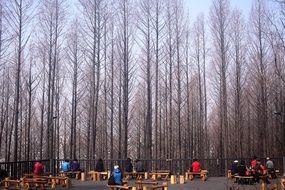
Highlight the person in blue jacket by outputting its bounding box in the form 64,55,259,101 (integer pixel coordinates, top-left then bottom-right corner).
62,159,71,172
112,165,123,185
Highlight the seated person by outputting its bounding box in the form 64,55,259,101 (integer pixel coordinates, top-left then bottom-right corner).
134,159,144,172
62,159,71,172
253,158,269,183
125,158,133,172
237,160,247,176
112,165,123,185
251,156,257,174
71,159,81,171
95,158,105,172
231,160,239,175
33,161,44,175
0,169,8,181
258,161,270,184
191,159,201,173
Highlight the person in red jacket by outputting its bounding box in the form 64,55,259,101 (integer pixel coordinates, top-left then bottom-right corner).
191,159,201,173
34,161,44,176
251,156,257,169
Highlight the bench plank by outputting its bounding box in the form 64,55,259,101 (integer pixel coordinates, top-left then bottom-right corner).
107,184,132,189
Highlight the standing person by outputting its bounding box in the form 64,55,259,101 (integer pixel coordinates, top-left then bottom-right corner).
191,159,201,173
95,158,105,172
62,159,71,172
125,158,133,172
266,157,276,179
71,159,81,171
34,161,44,176
112,165,123,185
135,159,144,172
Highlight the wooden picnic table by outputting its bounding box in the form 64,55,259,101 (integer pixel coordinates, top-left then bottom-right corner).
88,171,109,181
1,177,21,190
135,180,158,190
48,176,70,188
149,171,170,180
132,172,146,180
107,184,132,190
22,177,49,190
233,175,254,185
185,170,208,181
59,171,82,180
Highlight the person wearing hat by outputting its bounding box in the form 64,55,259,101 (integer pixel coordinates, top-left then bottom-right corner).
237,160,247,176
231,160,239,175
266,157,276,179
112,165,123,185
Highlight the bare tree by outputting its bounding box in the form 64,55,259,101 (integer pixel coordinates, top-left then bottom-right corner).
117,0,134,159
192,14,207,159
209,0,231,170
228,9,246,158
152,0,165,161
66,18,82,159
137,0,153,162
248,0,270,156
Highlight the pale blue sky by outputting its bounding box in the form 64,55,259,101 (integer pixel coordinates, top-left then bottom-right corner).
185,0,254,20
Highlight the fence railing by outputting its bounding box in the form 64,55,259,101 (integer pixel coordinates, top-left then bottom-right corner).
0,157,284,179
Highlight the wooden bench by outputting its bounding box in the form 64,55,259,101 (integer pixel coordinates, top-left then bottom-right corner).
1,177,21,190
107,184,132,189
135,180,158,190
185,170,208,181
234,175,254,185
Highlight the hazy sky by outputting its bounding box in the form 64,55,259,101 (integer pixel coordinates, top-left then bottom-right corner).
185,0,254,20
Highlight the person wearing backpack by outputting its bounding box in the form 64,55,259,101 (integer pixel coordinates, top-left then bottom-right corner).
112,165,123,185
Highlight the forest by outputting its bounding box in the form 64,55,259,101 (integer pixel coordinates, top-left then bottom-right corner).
0,0,284,164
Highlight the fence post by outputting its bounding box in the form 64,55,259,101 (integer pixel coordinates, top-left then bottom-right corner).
283,156,285,176
50,159,56,176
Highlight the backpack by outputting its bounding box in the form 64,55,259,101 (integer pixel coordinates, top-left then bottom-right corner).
108,175,116,185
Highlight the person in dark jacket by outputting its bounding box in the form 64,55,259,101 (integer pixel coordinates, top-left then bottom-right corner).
135,159,144,172
237,160,247,176
125,158,133,172
95,158,105,172
71,159,81,171
231,160,239,175
0,169,8,181
112,165,123,185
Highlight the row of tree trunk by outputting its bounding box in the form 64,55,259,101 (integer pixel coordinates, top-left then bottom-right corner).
0,0,284,166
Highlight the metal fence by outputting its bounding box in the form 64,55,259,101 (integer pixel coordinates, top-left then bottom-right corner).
0,157,284,179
